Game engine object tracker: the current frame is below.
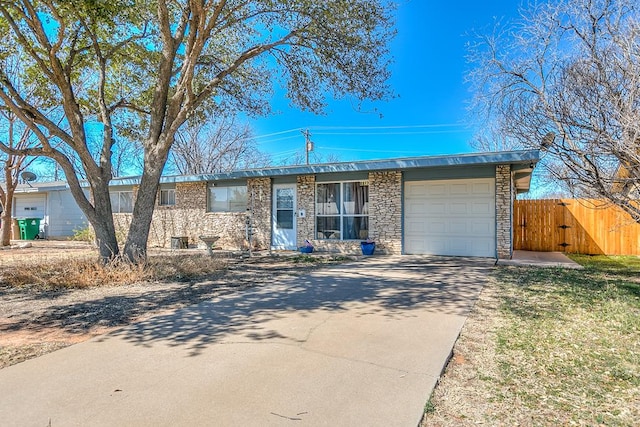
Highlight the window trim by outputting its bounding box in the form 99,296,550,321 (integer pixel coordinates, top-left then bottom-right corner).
315,180,369,240
110,190,134,213
159,188,176,206
207,184,248,213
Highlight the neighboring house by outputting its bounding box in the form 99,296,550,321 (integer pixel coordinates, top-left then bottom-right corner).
110,150,539,259
10,182,88,239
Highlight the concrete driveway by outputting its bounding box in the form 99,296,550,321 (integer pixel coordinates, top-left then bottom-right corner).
0,256,490,426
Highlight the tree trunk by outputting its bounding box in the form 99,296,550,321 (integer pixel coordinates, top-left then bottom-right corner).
1,162,16,246
90,184,120,263
122,147,169,263
0,202,13,246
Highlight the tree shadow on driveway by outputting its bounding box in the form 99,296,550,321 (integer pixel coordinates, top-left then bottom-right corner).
97,256,492,357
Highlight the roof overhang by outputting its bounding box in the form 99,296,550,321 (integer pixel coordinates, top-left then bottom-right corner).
109,149,540,192
512,163,536,194
10,181,69,193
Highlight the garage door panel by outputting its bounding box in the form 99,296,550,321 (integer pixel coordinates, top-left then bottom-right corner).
449,183,470,195
448,220,470,234
416,199,493,216
419,238,447,254
472,182,493,195
471,201,492,214
405,237,429,253
470,239,494,256
424,202,447,214
426,184,447,196
406,183,427,197
449,239,468,253
471,221,493,235
449,202,469,214
406,200,428,215
404,179,496,257
420,219,493,236
406,236,494,257
406,219,426,233
426,220,447,233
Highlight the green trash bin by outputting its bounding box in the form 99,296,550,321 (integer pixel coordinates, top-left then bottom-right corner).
17,218,41,240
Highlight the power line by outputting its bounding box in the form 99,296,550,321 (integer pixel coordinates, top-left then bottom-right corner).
307,123,466,130
251,128,301,139
269,148,302,159
248,124,469,141
312,129,469,136
252,135,300,145
316,146,430,154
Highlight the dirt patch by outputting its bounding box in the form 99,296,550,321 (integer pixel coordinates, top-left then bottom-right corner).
1,242,343,369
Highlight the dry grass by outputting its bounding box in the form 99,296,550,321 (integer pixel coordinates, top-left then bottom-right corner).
422,256,640,426
0,241,349,290
0,254,226,289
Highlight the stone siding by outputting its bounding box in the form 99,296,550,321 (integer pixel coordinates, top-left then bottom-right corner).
495,164,513,259
247,178,272,250
296,175,315,249
115,181,250,250
112,213,133,244
368,171,402,254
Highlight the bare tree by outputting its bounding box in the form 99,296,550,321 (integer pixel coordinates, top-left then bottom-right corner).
280,149,341,165
0,49,51,246
0,108,38,246
169,116,270,175
468,0,640,220
0,0,395,263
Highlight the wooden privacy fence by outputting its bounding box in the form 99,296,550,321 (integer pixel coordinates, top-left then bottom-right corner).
513,199,640,255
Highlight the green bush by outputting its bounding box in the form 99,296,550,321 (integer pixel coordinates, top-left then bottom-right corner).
72,226,94,242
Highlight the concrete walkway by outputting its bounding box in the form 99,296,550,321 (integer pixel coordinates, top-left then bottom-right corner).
498,250,584,269
0,256,491,427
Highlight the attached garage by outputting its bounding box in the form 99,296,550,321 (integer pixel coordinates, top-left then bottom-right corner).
404,178,496,257
101,150,537,257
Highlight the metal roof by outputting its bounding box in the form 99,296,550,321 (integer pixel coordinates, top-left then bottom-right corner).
8,150,539,193
110,150,540,189
11,181,70,193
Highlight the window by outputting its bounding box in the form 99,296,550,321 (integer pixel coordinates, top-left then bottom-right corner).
110,191,133,213
159,189,175,206
208,185,247,212
316,181,369,240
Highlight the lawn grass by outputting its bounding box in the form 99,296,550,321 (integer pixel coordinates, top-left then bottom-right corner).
422,255,640,426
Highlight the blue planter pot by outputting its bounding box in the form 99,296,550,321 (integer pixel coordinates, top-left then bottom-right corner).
361,242,375,255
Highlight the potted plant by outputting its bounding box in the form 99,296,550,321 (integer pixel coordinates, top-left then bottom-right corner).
360,238,375,255
299,239,314,253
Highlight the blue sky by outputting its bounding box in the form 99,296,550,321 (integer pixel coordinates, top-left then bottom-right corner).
250,0,522,163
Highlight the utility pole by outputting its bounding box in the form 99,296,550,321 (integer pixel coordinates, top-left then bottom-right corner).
302,129,313,165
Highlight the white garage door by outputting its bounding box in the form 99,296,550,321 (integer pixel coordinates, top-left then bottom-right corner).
13,193,46,219
404,178,496,257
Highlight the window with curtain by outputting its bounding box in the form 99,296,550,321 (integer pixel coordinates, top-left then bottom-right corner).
316,181,368,240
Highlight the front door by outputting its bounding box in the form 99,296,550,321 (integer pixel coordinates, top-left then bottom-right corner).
272,184,297,250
